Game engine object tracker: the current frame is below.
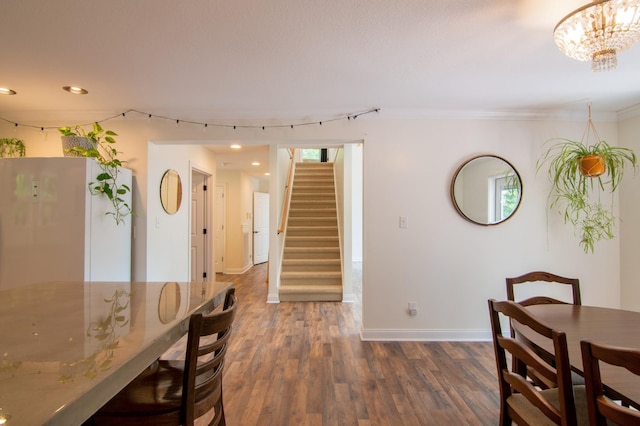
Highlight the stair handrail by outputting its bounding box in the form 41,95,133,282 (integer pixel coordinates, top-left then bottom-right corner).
278,148,296,234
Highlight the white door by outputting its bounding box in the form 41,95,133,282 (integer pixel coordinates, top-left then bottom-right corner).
253,192,269,264
214,184,226,273
191,170,208,281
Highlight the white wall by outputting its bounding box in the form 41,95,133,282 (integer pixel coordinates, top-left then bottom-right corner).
146,143,216,281
360,117,621,340
5,112,629,341
216,169,258,274
268,146,295,302
618,112,640,312
352,144,363,262
333,146,354,302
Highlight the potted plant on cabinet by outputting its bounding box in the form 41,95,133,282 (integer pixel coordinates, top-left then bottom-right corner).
59,123,132,225
60,131,93,155
537,108,638,253
0,138,26,157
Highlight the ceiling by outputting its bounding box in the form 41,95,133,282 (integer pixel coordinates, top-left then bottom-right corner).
214,144,271,179
2,1,640,175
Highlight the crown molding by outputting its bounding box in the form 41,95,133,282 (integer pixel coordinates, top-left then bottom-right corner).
377,108,619,122
616,103,640,121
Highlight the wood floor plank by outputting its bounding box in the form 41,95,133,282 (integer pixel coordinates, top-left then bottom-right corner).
220,263,500,425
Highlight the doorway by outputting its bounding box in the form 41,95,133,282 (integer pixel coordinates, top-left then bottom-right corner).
253,192,269,264
270,143,363,308
191,169,210,281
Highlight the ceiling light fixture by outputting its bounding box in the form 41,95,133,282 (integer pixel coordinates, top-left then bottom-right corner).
230,144,241,149
0,88,16,95
63,86,88,95
251,162,260,166
554,0,640,71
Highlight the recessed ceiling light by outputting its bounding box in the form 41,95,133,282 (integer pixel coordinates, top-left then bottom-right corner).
63,86,88,95
0,88,16,95
230,144,241,149
251,162,260,166
264,172,270,176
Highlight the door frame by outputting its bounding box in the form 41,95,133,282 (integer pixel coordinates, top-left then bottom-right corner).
252,191,269,264
214,183,227,274
190,165,212,282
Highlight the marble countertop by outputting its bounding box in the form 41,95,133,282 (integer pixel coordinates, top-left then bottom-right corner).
0,280,232,425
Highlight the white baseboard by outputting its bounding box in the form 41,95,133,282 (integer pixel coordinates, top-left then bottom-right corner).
360,328,492,342
342,293,355,303
225,264,253,275
267,293,280,303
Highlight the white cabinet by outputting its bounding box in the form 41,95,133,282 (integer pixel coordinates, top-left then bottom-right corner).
0,158,132,289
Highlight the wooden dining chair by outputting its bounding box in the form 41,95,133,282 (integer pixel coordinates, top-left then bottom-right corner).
89,287,237,426
488,299,588,425
506,271,581,307
506,271,583,389
580,340,640,426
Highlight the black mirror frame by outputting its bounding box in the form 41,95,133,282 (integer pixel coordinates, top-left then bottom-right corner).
160,169,182,215
450,154,523,226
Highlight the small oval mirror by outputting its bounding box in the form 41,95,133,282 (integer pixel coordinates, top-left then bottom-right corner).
160,169,182,214
451,155,522,226
158,282,181,324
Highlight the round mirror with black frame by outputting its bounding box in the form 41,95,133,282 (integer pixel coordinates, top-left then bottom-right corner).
160,169,182,215
450,154,523,226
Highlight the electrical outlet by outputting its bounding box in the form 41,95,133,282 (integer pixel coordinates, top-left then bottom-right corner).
31,180,39,203
408,302,418,316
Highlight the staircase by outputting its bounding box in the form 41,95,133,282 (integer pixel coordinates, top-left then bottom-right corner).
279,162,343,301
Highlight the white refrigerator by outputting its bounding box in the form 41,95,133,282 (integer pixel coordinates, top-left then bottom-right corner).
0,157,132,289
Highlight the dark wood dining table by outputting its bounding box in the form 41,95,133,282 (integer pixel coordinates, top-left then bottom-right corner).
0,280,232,425
517,304,640,408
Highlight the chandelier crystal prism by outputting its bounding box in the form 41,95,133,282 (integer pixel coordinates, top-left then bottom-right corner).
554,0,640,71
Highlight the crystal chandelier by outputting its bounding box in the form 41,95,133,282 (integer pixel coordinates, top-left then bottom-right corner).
554,0,640,71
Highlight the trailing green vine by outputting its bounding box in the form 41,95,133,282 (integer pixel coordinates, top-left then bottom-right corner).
0,138,26,157
537,137,637,253
59,289,130,382
59,123,132,225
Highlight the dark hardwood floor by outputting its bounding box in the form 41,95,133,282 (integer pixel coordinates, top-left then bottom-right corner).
217,263,500,425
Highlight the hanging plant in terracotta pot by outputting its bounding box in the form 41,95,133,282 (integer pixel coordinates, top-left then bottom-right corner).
537,106,638,253
579,154,605,177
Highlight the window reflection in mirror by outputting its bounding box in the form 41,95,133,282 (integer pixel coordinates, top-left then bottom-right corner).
160,169,182,215
451,155,522,226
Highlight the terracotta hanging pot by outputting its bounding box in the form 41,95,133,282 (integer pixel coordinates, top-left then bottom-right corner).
580,154,606,177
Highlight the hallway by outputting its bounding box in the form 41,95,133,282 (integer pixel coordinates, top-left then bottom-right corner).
218,263,499,425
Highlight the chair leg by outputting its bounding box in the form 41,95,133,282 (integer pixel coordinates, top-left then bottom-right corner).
209,398,225,426
218,387,225,426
